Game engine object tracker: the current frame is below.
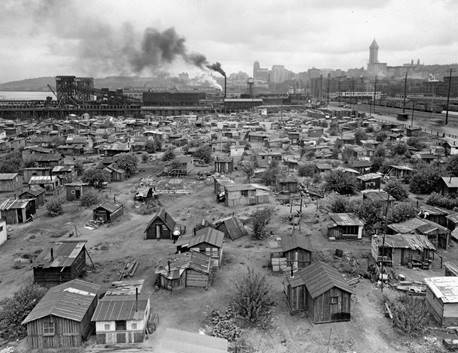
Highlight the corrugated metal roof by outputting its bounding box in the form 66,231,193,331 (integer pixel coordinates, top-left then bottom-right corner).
190,227,224,248
214,216,247,240
0,173,18,180
34,241,87,269
442,177,458,188
91,295,149,321
94,201,123,214
374,233,436,251
225,184,256,192
285,261,353,298
425,277,458,303
29,175,58,184
22,279,101,324
0,198,33,210
329,213,364,226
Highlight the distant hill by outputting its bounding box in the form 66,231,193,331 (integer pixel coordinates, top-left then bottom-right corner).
0,75,217,92
0,77,55,91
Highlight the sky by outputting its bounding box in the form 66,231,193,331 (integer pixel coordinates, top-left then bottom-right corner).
1,0,458,82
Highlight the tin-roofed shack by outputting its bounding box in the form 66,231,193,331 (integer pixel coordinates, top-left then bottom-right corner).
93,201,124,223
328,213,364,240
33,240,88,287
22,279,101,349
0,198,36,224
0,173,22,192
425,277,458,327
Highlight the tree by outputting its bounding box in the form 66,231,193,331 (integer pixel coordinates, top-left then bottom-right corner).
80,191,100,207
375,131,388,142
354,199,384,235
232,268,274,327
252,207,274,240
374,145,386,158
46,197,63,216
146,139,162,153
0,151,22,173
384,180,408,201
393,142,409,156
113,153,138,176
371,156,385,172
446,155,458,177
387,295,429,335
327,194,354,213
387,202,417,224
409,166,443,194
192,145,212,164
354,128,367,145
74,161,84,176
162,148,175,161
0,284,47,340
298,163,315,177
82,168,111,188
324,170,358,195
261,163,279,186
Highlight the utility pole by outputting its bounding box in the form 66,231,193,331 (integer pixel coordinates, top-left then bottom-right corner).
445,68,453,125
380,192,390,293
327,73,331,105
411,101,415,127
402,70,408,113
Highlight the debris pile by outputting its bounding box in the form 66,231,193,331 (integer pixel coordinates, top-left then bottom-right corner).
206,307,242,342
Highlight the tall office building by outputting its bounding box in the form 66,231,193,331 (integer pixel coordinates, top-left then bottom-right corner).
369,39,379,64
253,61,269,83
367,39,387,76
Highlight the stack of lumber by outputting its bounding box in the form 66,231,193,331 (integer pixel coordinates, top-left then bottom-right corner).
118,260,139,280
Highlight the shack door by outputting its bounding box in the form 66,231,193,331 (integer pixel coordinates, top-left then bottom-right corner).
75,189,81,199
156,225,161,239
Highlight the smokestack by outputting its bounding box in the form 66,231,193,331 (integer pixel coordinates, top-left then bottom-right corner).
50,248,54,262
135,287,138,312
224,76,227,99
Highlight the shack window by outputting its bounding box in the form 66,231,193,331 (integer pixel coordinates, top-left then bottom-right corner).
115,320,126,331
330,296,339,305
43,320,55,336
104,324,110,331
241,190,248,197
131,323,137,330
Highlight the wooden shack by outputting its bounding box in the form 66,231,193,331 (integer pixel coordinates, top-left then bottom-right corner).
19,187,45,208
280,234,312,269
33,240,89,287
328,213,364,240
0,173,22,192
178,227,224,268
214,156,234,174
371,233,436,268
65,182,92,201
213,216,248,240
357,172,382,190
93,201,124,223
283,261,353,323
0,198,36,224
144,208,178,240
22,279,101,350
425,277,458,327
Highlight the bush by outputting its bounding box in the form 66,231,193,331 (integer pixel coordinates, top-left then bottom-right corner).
376,131,388,142
327,194,354,213
324,170,358,195
162,148,175,161
82,168,111,188
232,268,274,328
46,197,64,216
0,284,48,340
192,145,212,164
446,155,458,177
426,192,458,209
141,154,149,163
387,202,417,224
80,191,100,207
252,207,274,240
387,295,429,336
409,166,443,194
355,128,367,145
384,180,408,201
298,163,315,177
392,142,409,156
113,153,138,176
0,151,22,173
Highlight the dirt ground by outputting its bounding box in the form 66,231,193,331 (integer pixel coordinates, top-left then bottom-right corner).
0,160,454,353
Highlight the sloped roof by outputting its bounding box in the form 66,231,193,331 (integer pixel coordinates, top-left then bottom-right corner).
441,177,458,188
0,198,33,210
329,213,364,226
189,227,225,248
280,234,312,253
285,261,353,298
0,173,18,180
22,279,101,324
94,201,123,214
145,208,176,232
214,216,248,240
91,294,149,322
373,233,436,251
34,241,87,269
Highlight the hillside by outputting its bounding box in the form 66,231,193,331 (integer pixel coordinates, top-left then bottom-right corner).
0,77,55,91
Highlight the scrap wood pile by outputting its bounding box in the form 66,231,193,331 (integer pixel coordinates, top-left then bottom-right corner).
205,307,242,342
119,260,139,280
391,280,426,295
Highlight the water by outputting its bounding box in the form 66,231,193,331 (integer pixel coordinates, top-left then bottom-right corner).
0,91,55,100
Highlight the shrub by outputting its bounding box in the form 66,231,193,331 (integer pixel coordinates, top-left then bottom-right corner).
82,168,111,188
376,131,388,142
162,148,175,161
298,163,315,177
426,192,458,209
387,295,429,336
324,170,358,195
141,153,149,163
387,202,417,224
261,164,279,186
446,155,458,177
192,145,212,164
252,207,274,240
327,194,354,213
409,166,443,194
113,153,138,176
80,191,100,207
146,139,162,153
46,197,63,216
0,284,47,340
392,142,409,156
232,268,274,327
384,180,408,201
0,151,23,173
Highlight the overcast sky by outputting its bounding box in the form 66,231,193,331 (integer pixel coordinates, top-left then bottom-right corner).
1,0,458,82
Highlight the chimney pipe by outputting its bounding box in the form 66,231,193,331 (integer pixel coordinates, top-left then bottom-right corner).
167,260,171,277
290,264,294,278
135,287,138,312
50,248,54,262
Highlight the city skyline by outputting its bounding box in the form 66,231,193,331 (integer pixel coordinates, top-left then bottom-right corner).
1,0,458,82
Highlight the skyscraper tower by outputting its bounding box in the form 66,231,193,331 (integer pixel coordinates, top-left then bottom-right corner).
253,61,260,77
369,39,379,65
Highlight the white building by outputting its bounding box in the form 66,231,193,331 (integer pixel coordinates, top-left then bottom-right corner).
425,276,458,327
0,220,6,246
